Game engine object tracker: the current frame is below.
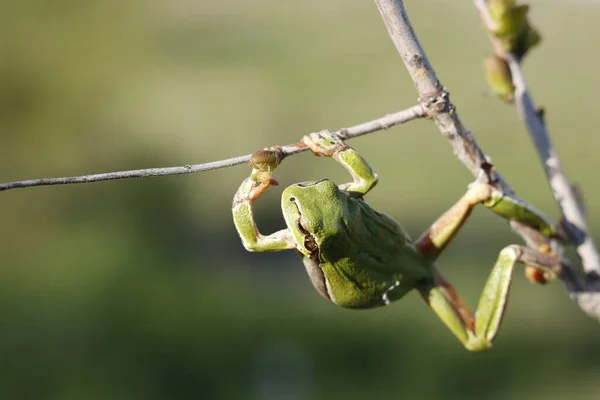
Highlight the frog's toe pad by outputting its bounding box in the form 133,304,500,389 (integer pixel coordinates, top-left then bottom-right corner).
302,130,347,156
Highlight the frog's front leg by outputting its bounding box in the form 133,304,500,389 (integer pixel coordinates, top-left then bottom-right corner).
232,160,295,252
302,130,378,198
418,246,560,351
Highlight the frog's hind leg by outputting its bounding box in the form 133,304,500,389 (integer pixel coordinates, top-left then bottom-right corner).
416,183,493,260
417,245,560,352
415,181,556,261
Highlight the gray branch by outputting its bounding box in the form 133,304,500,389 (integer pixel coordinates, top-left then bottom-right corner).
374,0,600,319
0,105,425,192
374,0,512,192
509,59,600,273
474,0,600,317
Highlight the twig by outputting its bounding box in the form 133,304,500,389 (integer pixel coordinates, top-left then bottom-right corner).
509,58,600,273
374,0,600,320
0,105,425,192
474,0,600,317
474,0,600,275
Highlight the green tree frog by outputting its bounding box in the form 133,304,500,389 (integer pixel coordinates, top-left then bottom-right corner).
232,130,559,351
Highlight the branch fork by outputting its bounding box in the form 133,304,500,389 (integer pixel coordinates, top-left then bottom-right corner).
375,0,600,320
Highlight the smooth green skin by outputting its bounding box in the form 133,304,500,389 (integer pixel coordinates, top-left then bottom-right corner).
232,131,558,352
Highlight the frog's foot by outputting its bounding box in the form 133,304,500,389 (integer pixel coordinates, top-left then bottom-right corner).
483,189,556,238
301,129,378,197
420,245,560,352
465,182,494,204
302,130,349,157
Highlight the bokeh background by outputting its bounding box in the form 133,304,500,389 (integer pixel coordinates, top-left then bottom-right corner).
1,1,600,399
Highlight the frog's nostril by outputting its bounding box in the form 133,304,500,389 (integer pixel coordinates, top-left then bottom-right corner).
289,197,296,202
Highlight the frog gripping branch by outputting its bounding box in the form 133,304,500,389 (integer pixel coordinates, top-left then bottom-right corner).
232,130,561,352
0,0,597,353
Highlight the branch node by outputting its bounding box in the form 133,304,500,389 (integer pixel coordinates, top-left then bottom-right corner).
336,128,350,140
422,89,451,116
0,105,426,192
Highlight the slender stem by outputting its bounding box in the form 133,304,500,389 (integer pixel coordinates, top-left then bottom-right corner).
0,105,425,192
473,0,600,316
508,56,600,275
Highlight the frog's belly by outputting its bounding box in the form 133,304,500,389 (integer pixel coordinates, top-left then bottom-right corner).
302,256,426,309
327,275,416,309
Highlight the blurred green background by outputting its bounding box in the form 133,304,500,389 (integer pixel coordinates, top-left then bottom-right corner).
1,1,600,399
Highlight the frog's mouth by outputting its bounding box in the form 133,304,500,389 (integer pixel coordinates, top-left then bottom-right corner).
289,196,319,256
301,223,318,255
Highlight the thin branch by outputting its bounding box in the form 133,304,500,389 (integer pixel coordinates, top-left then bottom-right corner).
474,0,600,276
474,0,600,317
373,0,600,320
509,58,600,273
0,105,425,192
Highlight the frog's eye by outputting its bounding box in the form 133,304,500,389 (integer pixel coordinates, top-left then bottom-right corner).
296,219,310,235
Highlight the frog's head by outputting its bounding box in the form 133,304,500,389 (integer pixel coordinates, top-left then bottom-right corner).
281,179,345,256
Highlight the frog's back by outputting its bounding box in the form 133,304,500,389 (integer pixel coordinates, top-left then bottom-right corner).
311,189,434,309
